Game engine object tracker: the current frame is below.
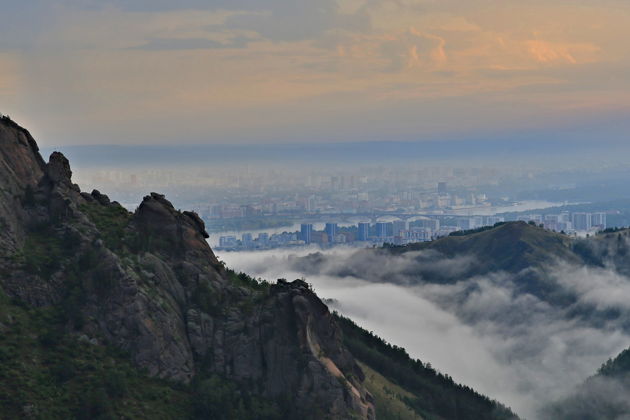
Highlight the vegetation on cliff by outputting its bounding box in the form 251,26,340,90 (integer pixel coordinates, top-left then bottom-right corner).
0,116,520,419
336,315,517,420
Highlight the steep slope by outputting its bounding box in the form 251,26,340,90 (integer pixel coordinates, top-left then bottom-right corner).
336,315,517,420
543,346,630,419
0,116,374,419
0,116,46,257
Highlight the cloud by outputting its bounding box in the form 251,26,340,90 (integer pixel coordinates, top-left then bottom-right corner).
221,1,371,43
544,374,630,419
217,247,630,419
2,1,630,144
524,40,600,65
552,264,630,313
133,36,254,50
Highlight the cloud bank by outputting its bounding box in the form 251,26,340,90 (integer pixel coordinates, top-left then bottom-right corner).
218,246,630,419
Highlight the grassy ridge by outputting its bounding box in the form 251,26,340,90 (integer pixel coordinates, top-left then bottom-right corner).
335,314,517,420
358,362,424,420
396,221,576,274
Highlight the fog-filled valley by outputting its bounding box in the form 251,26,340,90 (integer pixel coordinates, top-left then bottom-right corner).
218,224,630,419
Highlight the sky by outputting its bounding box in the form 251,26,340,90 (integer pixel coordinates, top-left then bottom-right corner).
1,0,630,145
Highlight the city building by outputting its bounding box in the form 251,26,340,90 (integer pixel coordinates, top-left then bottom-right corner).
409,227,432,242
392,220,408,237
300,223,313,244
219,236,237,248
591,212,607,229
559,212,571,223
438,181,448,195
357,222,370,241
375,222,390,238
415,218,440,231
457,218,470,230
325,223,337,243
572,213,591,231
471,216,484,229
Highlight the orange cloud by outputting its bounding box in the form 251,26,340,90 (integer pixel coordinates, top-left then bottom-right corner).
2,1,629,143
525,39,601,66
526,40,577,64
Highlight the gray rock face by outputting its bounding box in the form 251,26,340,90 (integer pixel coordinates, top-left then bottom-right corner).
0,117,375,419
45,151,73,185
0,119,46,255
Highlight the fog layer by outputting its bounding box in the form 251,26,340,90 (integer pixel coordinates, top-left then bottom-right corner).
217,247,630,419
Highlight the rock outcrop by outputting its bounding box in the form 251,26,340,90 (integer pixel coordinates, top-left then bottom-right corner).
0,116,374,419
0,118,46,255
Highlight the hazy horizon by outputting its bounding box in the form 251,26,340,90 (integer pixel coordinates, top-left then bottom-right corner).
2,1,630,146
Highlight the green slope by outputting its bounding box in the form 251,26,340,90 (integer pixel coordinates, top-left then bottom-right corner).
359,362,424,420
0,290,192,419
336,314,518,420
0,285,295,420
392,221,578,274
598,347,630,377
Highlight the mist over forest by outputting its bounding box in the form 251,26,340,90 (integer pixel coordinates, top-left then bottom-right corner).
218,230,630,419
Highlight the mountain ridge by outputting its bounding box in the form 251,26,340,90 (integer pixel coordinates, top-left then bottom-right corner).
0,116,517,419
0,116,374,419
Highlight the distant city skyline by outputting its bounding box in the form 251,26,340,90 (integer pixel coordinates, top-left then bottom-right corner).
214,210,609,251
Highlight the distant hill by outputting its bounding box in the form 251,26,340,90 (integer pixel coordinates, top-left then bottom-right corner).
293,221,630,304
396,221,579,274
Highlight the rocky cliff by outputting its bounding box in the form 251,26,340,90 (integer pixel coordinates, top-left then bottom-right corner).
0,116,374,419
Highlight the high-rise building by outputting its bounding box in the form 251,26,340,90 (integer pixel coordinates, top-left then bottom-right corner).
242,233,253,244
470,216,484,229
457,217,483,230
219,236,237,248
392,220,408,237
591,212,607,229
457,218,471,230
572,213,591,231
375,222,390,238
416,218,440,231
300,223,313,244
325,223,337,243
559,212,571,223
544,214,560,224
357,222,370,241
437,182,448,195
